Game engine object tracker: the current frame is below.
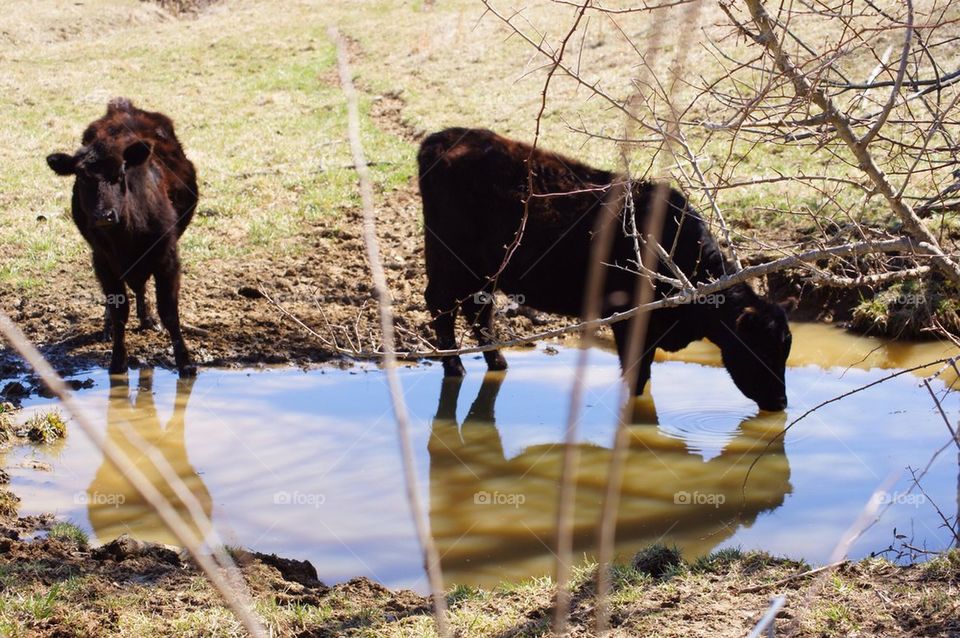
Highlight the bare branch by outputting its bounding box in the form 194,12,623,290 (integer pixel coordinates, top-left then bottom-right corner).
330,27,449,637
741,0,960,285
860,0,913,147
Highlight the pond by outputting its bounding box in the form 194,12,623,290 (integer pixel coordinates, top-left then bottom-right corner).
4,323,958,592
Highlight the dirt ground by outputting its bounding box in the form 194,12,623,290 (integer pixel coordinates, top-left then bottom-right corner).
0,32,569,388
0,57,607,393
0,2,957,636
0,148,568,389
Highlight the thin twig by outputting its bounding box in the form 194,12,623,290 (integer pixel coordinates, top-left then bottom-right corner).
738,560,850,593
329,27,449,637
860,0,914,147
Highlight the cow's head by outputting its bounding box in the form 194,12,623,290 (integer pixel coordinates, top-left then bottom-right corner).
47,138,153,229
719,297,796,412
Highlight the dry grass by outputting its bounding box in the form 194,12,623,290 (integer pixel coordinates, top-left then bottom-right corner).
144,0,220,15
0,533,956,637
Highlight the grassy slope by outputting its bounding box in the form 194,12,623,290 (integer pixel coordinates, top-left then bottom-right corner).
0,3,958,636
0,0,414,292
334,0,959,243
2,0,957,305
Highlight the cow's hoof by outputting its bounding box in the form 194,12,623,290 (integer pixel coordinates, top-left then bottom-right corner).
178,364,198,378
442,359,467,378
137,316,160,332
485,352,508,371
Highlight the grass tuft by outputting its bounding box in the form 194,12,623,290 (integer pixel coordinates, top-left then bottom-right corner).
0,402,17,442
446,583,482,606
0,491,19,517
49,522,89,550
631,544,684,579
922,548,960,581
23,410,67,444
690,547,744,574
851,279,960,339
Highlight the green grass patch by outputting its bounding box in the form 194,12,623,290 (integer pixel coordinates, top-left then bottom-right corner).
49,522,89,550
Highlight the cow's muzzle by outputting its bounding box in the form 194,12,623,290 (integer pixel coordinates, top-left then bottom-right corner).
758,396,788,412
93,209,120,227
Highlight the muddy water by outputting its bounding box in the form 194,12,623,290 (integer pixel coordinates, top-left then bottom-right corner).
5,323,958,591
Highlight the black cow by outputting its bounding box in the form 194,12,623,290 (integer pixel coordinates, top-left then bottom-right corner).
46,98,197,377
418,128,793,411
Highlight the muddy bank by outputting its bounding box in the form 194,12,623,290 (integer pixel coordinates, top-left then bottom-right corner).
0,179,564,394
0,509,955,637
3,173,953,398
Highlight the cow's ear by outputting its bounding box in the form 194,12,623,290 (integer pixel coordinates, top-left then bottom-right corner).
779,297,798,315
736,306,758,330
123,140,152,168
47,153,76,176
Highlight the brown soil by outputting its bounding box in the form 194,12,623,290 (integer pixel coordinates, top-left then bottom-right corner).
142,0,220,16
0,173,567,392
0,512,430,637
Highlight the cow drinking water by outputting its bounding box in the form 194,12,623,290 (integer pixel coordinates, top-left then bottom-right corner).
418,127,793,411
46,98,197,377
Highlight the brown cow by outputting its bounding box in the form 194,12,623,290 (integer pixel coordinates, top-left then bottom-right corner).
418,128,794,412
47,98,197,377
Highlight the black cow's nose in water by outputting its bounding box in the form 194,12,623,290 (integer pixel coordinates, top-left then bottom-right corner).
759,396,788,412
94,209,120,227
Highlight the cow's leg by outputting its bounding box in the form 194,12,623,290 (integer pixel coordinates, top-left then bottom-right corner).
611,319,655,395
635,349,655,395
426,281,466,377
94,255,129,375
461,293,508,371
154,261,196,378
131,281,159,331
101,304,112,342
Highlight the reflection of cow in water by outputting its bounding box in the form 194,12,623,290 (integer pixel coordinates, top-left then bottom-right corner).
86,369,211,546
428,373,791,587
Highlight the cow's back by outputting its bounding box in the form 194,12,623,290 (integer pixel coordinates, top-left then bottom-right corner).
418,128,617,315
